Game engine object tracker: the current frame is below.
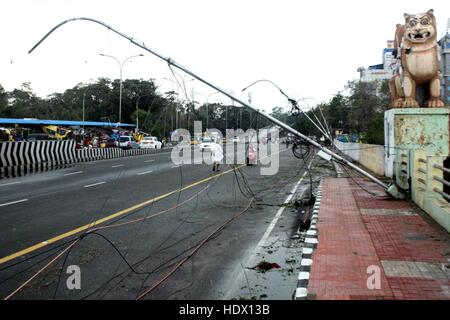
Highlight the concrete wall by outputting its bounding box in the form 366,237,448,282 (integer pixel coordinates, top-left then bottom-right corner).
335,139,450,231
0,140,164,178
334,140,385,176
410,149,450,232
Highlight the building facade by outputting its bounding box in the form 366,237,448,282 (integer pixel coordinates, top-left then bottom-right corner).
439,18,450,105
358,41,395,82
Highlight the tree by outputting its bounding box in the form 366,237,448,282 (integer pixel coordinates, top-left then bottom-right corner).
131,109,152,132
0,84,9,117
322,92,349,134
7,82,44,118
345,80,389,144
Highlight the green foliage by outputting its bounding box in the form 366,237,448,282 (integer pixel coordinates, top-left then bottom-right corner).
362,113,384,145
271,79,390,143
0,78,173,138
0,77,390,142
0,84,8,116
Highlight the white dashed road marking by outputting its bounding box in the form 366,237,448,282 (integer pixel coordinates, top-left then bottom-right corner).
137,170,153,176
83,181,106,188
112,164,124,168
0,199,29,207
64,171,83,176
144,160,155,163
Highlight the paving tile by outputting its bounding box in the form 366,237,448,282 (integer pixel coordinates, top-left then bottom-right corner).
307,178,450,300
381,260,450,279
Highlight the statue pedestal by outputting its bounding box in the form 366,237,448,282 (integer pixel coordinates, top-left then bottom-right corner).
384,108,450,185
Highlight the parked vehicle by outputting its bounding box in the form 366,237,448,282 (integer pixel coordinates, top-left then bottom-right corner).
119,136,140,149
42,125,71,140
199,137,215,152
0,128,13,141
100,138,118,148
139,136,162,149
26,133,51,141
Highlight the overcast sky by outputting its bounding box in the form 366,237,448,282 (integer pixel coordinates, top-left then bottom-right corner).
1,0,449,113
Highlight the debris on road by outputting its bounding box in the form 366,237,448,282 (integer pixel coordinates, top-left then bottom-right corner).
250,261,281,273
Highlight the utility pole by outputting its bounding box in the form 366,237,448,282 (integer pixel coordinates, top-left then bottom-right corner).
30,17,404,199
100,53,143,128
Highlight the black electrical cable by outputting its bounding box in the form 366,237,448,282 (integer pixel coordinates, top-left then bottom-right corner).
334,159,389,198
79,222,215,300
81,172,226,299
0,238,76,273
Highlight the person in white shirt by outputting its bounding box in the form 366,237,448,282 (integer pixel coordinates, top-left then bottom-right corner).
211,141,224,172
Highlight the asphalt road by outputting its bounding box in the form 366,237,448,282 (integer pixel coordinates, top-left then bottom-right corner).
0,143,335,300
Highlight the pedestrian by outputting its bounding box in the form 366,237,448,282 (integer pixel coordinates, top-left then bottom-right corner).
211,141,224,172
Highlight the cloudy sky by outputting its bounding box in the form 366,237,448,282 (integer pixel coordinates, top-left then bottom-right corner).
0,0,449,113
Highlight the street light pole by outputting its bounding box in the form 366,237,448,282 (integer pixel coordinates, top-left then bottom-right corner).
194,91,220,131
135,95,152,133
30,17,401,197
241,79,332,142
299,96,333,142
135,98,139,132
162,77,180,130
162,77,195,130
82,91,86,131
100,53,143,128
206,91,220,130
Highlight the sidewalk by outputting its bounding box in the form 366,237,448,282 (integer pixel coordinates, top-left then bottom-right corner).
307,177,450,300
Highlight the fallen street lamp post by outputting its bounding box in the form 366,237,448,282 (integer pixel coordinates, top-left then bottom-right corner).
28,17,403,199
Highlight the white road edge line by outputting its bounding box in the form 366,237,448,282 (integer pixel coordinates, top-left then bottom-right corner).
224,169,308,299
0,182,21,187
64,171,83,176
83,181,106,188
253,170,308,257
112,164,124,168
137,170,153,176
0,199,29,207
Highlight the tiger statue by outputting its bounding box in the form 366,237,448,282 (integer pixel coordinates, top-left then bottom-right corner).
389,9,445,108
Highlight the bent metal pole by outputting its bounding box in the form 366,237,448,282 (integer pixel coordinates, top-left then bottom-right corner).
28,17,389,191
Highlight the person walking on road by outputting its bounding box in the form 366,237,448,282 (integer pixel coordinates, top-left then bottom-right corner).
211,141,224,172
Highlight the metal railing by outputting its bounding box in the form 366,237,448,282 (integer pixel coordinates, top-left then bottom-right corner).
432,164,450,201
415,157,427,192
395,152,410,190
411,151,450,231
413,154,450,203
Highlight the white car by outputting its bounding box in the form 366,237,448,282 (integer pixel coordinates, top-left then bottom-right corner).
139,136,163,149
119,136,140,149
199,137,215,152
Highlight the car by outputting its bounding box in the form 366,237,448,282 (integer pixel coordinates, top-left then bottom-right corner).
119,136,140,149
139,136,163,149
100,139,118,148
26,133,51,141
199,137,215,152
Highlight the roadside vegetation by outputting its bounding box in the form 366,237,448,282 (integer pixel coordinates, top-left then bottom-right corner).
0,78,389,143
